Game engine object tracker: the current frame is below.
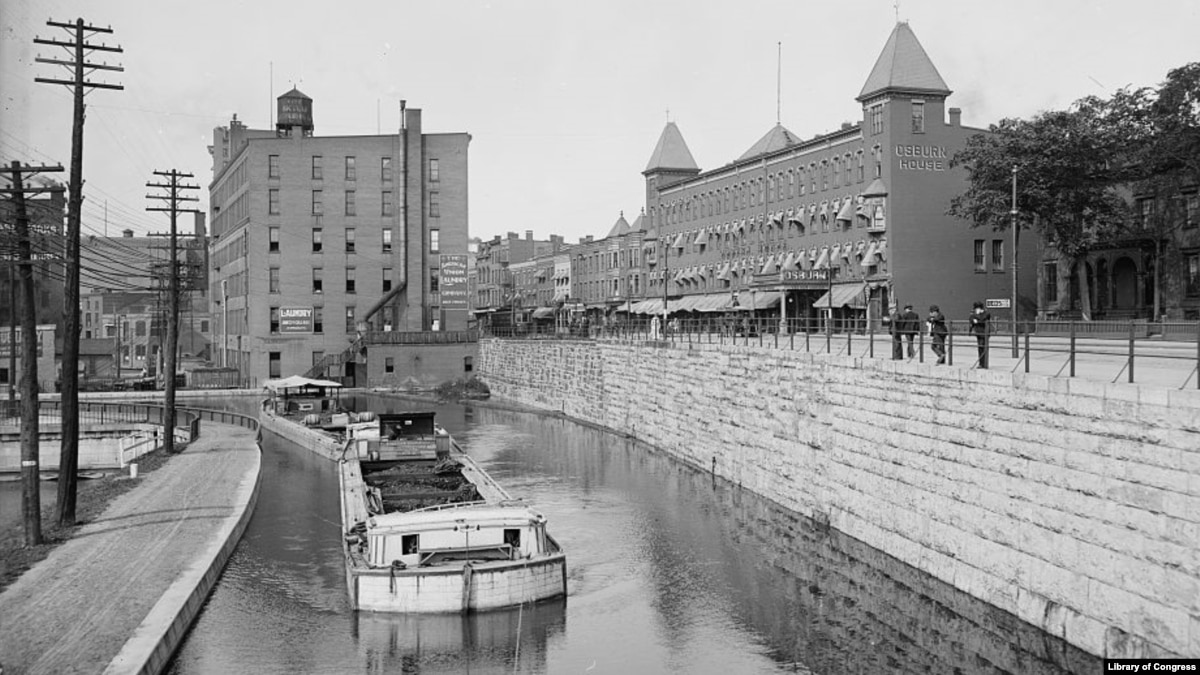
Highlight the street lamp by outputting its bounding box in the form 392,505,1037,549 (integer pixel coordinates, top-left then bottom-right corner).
1011,165,1019,357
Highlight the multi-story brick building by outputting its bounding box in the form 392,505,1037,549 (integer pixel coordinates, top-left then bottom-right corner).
629,21,1039,328
473,231,564,329
207,91,470,383
1,185,65,392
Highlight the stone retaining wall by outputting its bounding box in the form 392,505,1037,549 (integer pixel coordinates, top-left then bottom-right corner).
478,337,1200,658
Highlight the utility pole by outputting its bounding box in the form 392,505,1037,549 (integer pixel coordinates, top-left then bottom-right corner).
35,18,123,526
0,162,65,546
146,171,199,454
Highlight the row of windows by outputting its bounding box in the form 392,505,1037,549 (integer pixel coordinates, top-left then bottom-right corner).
264,226,439,254
654,149,881,228
268,266,422,295
267,189,442,218
267,155,440,183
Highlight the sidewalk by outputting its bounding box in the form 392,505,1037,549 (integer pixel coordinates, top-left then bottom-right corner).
0,422,260,675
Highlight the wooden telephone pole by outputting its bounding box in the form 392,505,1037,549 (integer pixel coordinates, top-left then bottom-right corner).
34,18,123,526
0,162,65,546
146,171,199,454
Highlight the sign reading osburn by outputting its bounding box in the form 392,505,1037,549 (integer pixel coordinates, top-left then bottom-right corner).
895,144,947,171
439,254,469,309
280,307,314,333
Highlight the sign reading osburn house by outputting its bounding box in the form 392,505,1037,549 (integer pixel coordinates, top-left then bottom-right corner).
439,254,469,309
280,307,314,333
895,144,947,171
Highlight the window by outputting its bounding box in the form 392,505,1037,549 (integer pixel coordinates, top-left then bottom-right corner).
871,104,884,135
268,155,279,179
381,157,393,182
200,319,209,333
345,190,356,216
269,227,280,253
382,190,393,217
382,228,393,253
1044,262,1059,303
430,269,439,292
269,267,280,293
912,100,925,133
974,239,986,272
312,190,323,215
385,357,394,374
345,306,356,333
1186,252,1200,297
269,351,281,378
269,307,280,334
821,162,828,191
345,267,356,294
429,191,440,218
401,534,418,555
313,307,324,333
383,267,392,292
135,320,146,337
312,227,323,253
312,351,324,367
463,356,473,373
1186,194,1198,229
268,189,279,215
858,153,865,182
833,159,840,188
991,240,1005,273
312,156,323,180
430,229,440,253
312,267,323,294
345,156,356,181
429,158,439,182
345,227,356,253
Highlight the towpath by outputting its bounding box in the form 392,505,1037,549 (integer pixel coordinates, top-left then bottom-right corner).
0,422,260,675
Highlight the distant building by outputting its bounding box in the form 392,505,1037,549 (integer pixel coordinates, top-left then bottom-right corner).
473,231,564,329
208,91,471,384
0,184,66,340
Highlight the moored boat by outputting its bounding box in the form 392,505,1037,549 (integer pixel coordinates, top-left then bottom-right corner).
259,376,568,613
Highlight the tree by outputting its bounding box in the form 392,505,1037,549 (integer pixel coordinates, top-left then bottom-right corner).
950,105,1135,320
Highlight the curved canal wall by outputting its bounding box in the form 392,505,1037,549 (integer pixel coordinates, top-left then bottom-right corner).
477,337,1200,659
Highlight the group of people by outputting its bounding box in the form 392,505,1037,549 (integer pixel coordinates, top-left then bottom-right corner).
888,301,992,369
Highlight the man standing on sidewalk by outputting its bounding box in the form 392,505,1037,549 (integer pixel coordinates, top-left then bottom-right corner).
927,305,947,364
898,304,920,359
969,301,992,369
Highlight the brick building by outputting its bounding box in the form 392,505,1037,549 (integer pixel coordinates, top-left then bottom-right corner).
207,91,470,384
631,22,1039,328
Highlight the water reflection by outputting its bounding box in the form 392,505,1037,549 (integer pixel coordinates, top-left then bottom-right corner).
168,394,1100,674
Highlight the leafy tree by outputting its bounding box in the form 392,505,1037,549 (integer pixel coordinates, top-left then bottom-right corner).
950,107,1130,320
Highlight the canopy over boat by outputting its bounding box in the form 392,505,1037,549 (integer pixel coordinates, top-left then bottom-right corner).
263,375,344,393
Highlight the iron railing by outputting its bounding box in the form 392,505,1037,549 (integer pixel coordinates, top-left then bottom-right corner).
483,318,1200,390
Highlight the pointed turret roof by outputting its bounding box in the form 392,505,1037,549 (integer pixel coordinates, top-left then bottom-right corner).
738,123,800,161
630,210,645,232
644,122,699,173
857,22,950,101
607,212,631,238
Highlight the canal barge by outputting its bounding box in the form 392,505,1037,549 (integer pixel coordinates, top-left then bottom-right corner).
259,376,568,613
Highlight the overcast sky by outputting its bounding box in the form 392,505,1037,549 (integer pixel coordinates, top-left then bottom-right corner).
2,0,1198,244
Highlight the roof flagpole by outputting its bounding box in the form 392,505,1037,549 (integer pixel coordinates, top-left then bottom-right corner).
777,42,782,125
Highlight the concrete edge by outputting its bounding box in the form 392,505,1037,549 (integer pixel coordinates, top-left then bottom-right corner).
101,438,263,675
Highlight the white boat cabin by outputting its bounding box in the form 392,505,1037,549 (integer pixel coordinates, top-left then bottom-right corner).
367,504,553,569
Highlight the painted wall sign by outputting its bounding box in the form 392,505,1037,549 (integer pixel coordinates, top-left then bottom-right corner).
279,307,314,333
895,144,948,171
439,254,469,309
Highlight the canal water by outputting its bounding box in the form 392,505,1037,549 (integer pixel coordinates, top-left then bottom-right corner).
167,394,1100,674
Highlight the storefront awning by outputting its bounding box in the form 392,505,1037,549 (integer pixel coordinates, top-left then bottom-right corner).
746,291,782,310
531,307,556,319
813,284,867,309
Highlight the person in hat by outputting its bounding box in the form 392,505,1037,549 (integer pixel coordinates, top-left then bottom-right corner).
969,300,992,368
898,304,921,359
927,304,948,364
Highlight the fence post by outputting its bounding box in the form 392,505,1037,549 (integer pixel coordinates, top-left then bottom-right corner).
1069,321,1077,378
1024,328,1030,374
1128,322,1135,384
948,328,954,366
805,328,810,353
790,331,794,350
918,329,924,364
870,322,875,359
